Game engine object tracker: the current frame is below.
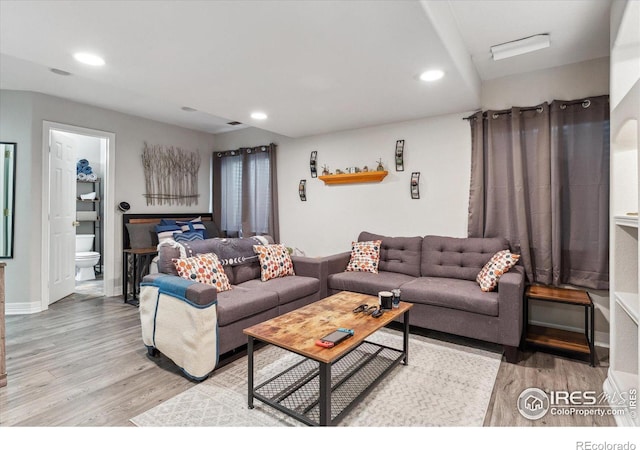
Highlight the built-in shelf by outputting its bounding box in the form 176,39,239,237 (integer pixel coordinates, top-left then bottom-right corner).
615,291,639,324
318,170,388,185
615,215,639,227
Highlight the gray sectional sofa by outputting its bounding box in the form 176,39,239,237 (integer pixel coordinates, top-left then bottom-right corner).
139,236,326,380
326,232,525,362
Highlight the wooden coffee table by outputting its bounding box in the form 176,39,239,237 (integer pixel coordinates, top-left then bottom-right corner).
243,291,412,426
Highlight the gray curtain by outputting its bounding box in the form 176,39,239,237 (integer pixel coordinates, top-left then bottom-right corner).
213,143,280,242
468,96,609,290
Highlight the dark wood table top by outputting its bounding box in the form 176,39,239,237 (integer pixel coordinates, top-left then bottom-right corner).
526,284,591,306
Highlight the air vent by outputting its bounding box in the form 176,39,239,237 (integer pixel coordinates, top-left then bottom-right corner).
50,68,72,76
227,121,243,126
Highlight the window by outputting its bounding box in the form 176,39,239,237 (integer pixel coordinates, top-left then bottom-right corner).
213,144,279,241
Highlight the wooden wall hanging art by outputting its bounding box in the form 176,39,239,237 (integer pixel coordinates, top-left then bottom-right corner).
141,142,201,206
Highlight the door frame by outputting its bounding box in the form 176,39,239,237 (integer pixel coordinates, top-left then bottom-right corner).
41,121,116,311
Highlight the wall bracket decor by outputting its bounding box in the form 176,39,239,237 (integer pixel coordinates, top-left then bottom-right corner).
395,140,405,171
411,172,420,199
310,151,318,178
299,179,307,201
141,142,201,206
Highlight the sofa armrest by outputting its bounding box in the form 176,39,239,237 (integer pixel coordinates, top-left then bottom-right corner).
291,255,328,298
139,273,219,380
142,273,218,307
496,265,525,347
323,251,352,275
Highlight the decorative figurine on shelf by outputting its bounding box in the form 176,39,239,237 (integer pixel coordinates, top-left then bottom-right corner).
376,158,384,172
335,169,343,174
362,166,369,172
322,165,330,176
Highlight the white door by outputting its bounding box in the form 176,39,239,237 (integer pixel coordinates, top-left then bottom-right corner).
49,131,77,304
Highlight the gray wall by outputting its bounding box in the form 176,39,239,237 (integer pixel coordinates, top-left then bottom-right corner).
0,90,216,313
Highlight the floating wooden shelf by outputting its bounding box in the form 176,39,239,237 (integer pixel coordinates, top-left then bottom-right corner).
318,170,388,185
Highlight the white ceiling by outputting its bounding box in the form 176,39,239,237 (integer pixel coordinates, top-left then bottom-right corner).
0,0,612,138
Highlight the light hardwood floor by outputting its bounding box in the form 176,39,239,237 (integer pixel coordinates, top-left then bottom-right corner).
0,293,615,427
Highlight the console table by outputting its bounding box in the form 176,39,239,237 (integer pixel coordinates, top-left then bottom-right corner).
524,284,596,366
123,247,158,306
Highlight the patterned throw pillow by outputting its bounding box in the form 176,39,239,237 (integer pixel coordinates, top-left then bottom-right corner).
176,217,207,238
173,252,231,292
345,240,382,273
253,244,295,281
173,230,205,243
476,250,520,292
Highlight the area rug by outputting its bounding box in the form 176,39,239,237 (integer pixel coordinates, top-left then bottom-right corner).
130,329,502,427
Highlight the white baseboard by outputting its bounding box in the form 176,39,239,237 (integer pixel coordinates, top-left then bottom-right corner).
6,301,44,315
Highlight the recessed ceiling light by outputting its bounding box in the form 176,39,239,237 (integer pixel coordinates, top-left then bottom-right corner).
50,68,71,76
181,106,197,112
73,52,105,66
251,112,267,120
419,70,444,82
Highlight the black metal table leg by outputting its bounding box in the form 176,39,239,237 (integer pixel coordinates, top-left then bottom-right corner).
122,251,129,303
589,302,596,367
319,362,331,426
403,309,410,365
248,336,254,409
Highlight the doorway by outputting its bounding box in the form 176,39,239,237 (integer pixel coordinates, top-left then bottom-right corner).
41,122,116,310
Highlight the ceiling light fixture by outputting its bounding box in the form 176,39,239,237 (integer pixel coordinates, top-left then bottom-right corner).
251,112,267,120
419,70,444,82
490,34,550,61
181,106,197,112
73,52,105,66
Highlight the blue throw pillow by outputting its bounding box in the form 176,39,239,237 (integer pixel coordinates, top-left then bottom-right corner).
177,217,207,238
173,230,205,243
155,224,182,243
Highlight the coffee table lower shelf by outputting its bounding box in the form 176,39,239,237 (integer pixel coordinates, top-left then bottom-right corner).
250,340,404,426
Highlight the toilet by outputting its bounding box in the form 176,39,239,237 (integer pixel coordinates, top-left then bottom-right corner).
75,234,100,281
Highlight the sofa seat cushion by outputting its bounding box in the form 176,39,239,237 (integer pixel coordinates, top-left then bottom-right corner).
237,276,320,305
215,287,279,327
400,277,499,317
328,271,415,296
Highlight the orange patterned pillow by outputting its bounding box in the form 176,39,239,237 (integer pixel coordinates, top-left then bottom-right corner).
345,240,382,274
253,244,295,281
173,252,232,292
476,250,520,292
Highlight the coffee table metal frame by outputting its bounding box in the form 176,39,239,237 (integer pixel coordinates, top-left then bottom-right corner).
246,297,411,427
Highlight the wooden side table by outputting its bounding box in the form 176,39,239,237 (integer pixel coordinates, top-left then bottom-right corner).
123,247,158,306
524,285,596,366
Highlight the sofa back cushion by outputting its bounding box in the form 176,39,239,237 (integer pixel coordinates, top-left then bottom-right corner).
156,235,274,285
358,231,422,277
421,235,509,281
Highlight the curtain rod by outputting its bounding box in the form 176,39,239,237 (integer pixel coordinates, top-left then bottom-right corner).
462,97,594,121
